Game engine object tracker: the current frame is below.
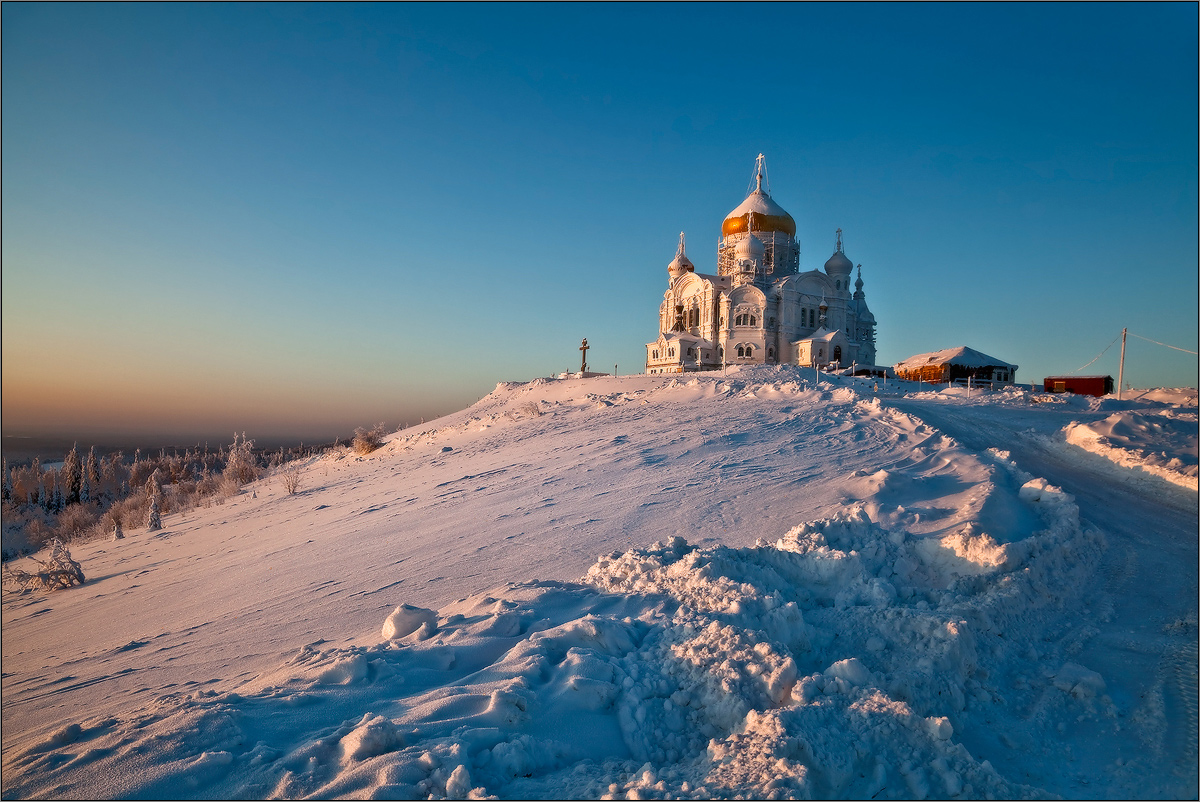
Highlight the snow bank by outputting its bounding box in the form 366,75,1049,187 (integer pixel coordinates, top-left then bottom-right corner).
1064,409,1198,490
7,485,1099,798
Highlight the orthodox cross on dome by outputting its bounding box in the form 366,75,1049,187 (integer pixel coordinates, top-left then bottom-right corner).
751,153,769,195
676,231,687,258
579,338,589,373
835,228,844,253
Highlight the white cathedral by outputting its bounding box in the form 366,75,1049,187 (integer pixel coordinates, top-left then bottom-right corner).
646,156,878,374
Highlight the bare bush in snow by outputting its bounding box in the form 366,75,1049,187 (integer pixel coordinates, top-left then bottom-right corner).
353,423,389,455
280,463,303,495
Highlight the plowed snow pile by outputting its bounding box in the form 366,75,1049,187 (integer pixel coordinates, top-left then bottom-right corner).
3,368,1196,799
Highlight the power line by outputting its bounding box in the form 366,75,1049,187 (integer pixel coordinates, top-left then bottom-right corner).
1071,333,1120,374
1128,332,1198,356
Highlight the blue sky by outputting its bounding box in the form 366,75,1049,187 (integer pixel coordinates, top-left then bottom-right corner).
3,3,1196,442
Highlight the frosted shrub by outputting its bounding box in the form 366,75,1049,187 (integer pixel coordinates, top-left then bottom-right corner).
516,402,542,418
107,493,149,535
2,538,85,592
54,504,98,542
353,423,388,455
223,432,259,486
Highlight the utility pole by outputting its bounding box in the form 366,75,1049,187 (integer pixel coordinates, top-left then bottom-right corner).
1117,327,1127,400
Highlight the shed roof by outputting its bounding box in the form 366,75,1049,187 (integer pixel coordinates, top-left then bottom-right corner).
894,346,1017,371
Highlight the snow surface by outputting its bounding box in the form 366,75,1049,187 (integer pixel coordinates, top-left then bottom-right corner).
2,368,1197,799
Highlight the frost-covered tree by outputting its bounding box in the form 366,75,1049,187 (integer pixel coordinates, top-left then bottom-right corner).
61,444,81,505
83,447,99,503
29,457,43,506
223,432,258,486
146,493,162,532
2,459,10,502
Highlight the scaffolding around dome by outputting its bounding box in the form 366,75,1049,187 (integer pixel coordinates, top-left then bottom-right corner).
647,157,879,374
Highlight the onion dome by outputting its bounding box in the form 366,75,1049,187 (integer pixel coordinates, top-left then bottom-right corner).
667,232,694,279
721,156,796,238
735,230,765,261
824,228,853,277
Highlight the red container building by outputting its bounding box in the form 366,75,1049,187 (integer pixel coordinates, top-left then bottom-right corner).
1043,375,1114,397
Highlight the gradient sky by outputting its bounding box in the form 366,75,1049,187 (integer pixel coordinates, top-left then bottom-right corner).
3,2,1197,444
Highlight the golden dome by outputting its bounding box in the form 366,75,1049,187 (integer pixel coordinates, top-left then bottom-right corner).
721,173,796,238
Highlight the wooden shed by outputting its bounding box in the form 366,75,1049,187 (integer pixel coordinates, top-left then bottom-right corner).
1043,375,1113,397
894,346,1018,385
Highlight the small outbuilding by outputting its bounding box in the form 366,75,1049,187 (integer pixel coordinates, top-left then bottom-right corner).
894,346,1018,385
1043,375,1113,397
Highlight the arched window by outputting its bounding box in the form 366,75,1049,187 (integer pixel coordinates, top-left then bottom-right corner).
686,347,694,358
833,345,842,363
652,349,659,359
745,344,754,357
767,347,774,360
749,316,757,327
736,345,745,358
836,280,841,290
718,346,724,358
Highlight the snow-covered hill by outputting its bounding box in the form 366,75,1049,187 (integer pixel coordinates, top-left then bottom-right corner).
3,368,1197,799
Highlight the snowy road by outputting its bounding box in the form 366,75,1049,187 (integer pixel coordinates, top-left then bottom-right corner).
890,396,1199,795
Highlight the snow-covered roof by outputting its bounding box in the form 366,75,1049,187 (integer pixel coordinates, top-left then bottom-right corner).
824,249,852,275
793,327,842,344
658,332,713,347
894,346,1018,371
722,188,796,237
734,231,765,258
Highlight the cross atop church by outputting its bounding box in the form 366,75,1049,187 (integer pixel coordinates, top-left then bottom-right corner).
579,338,589,373
836,227,844,253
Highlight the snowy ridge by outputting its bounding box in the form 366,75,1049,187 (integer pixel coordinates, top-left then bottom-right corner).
2,368,1196,799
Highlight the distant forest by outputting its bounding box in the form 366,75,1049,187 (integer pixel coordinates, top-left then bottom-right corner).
1,435,319,560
